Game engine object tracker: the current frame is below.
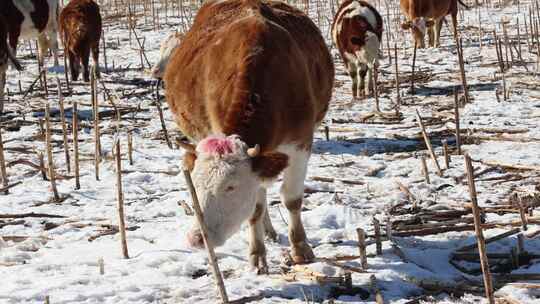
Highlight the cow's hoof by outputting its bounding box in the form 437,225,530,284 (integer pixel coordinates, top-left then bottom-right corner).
250,254,268,275
291,242,315,264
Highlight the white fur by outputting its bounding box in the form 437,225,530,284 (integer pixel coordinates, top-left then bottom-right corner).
12,0,59,66
355,32,380,66
332,1,378,47
344,2,378,29
187,135,262,247
277,144,310,203
151,32,183,79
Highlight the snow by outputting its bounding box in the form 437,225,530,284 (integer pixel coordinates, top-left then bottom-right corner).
1,0,540,303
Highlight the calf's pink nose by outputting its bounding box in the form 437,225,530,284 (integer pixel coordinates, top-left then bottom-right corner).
187,231,205,249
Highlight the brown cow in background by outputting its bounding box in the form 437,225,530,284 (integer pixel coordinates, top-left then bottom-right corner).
59,0,102,82
400,0,469,48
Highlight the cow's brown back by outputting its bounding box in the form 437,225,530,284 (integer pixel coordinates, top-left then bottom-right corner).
164,0,334,151
59,0,101,52
400,0,456,21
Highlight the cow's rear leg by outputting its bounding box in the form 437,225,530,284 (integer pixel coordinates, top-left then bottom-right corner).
281,148,314,264
68,51,81,82
0,64,7,113
81,48,91,82
428,26,435,47
37,33,50,67
361,64,371,98
434,18,444,47
261,189,278,241
91,44,100,79
48,29,59,67
248,188,268,274
348,63,359,100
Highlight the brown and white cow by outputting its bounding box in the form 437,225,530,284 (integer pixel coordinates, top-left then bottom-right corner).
163,0,334,272
400,0,469,48
151,32,184,80
59,0,102,82
0,18,24,112
0,0,59,66
332,0,383,99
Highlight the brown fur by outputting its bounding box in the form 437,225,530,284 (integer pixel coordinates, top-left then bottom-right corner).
400,0,468,48
252,152,289,179
59,0,102,82
164,0,334,173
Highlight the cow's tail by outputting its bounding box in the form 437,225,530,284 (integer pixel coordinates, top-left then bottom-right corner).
457,0,470,9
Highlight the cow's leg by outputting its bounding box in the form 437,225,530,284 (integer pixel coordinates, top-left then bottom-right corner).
0,63,7,113
91,44,100,79
358,63,373,97
8,31,19,58
451,13,459,42
435,18,444,47
281,148,314,264
81,47,91,82
413,28,425,49
260,188,278,241
69,51,80,82
428,25,435,47
248,188,268,274
37,33,50,67
347,62,358,100
48,29,59,67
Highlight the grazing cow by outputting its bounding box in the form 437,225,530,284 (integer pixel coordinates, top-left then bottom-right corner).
332,0,383,99
400,0,469,48
0,19,24,113
0,0,59,66
164,0,334,272
59,0,102,82
151,32,184,80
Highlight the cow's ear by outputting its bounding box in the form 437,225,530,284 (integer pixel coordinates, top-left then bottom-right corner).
401,22,411,30
183,151,197,172
251,152,289,179
425,20,435,27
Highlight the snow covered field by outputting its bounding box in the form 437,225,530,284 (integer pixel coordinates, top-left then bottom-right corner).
1,0,540,303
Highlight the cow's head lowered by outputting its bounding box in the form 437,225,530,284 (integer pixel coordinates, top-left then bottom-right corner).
151,32,184,80
183,135,288,249
401,18,435,48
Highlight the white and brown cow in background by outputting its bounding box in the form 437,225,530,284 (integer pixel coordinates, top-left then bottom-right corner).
0,18,24,113
163,0,334,273
151,32,184,80
332,0,383,99
400,0,469,48
0,0,60,66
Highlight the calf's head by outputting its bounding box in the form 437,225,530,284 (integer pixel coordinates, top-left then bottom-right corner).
184,135,288,249
151,32,184,79
401,18,434,48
